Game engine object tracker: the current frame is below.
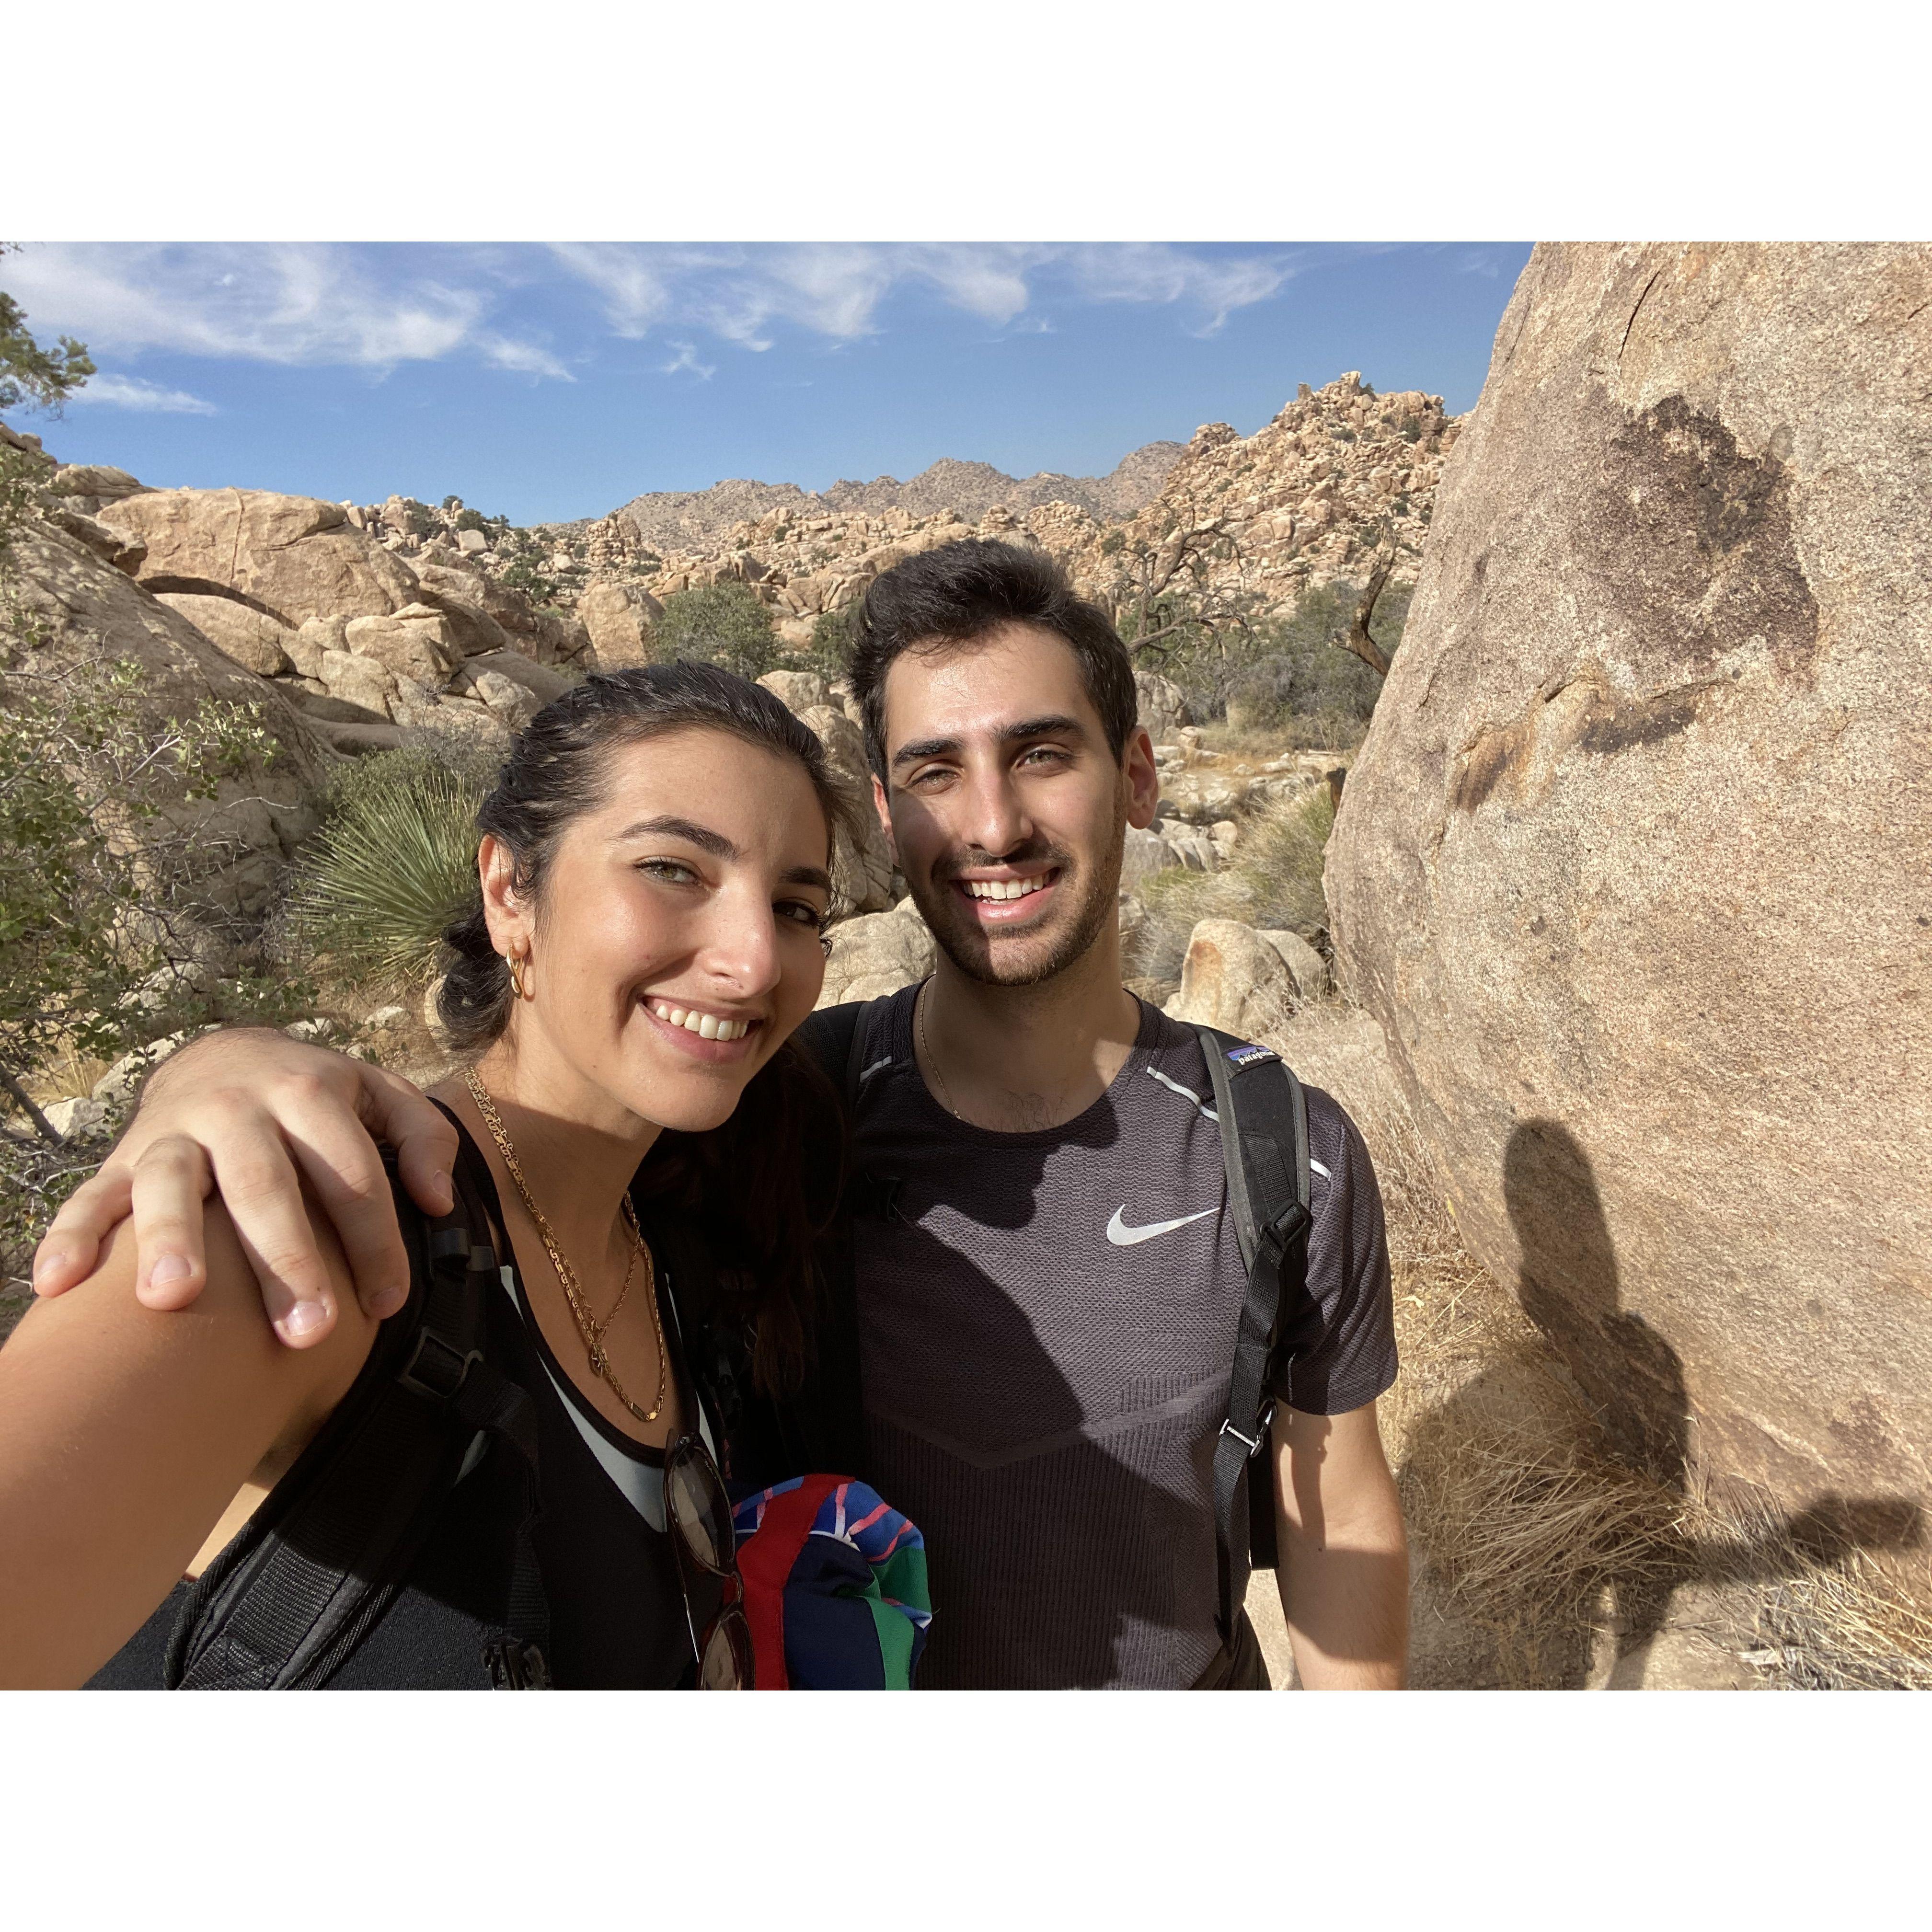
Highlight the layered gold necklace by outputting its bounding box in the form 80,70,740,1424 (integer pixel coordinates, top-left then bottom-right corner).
464,1067,668,1425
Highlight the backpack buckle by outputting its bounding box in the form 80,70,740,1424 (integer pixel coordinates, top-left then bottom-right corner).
398,1329,482,1403
1220,1399,1276,1459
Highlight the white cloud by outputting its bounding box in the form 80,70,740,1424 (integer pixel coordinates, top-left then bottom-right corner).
477,334,574,380
548,241,1297,352
3,241,1315,390
658,341,716,380
4,242,497,371
1056,243,1304,333
67,373,218,415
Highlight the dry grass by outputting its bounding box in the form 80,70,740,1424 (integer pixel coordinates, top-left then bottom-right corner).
1336,1061,1932,1690
1195,715,1365,759
1133,787,1336,984
1694,1484,1932,1691
1352,1083,1686,1684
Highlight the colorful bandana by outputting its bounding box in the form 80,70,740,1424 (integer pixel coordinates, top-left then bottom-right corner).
731,1475,932,1690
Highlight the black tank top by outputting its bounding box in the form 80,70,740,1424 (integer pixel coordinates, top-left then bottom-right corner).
89,1116,724,1690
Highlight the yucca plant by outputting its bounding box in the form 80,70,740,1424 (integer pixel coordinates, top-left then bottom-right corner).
288,749,484,984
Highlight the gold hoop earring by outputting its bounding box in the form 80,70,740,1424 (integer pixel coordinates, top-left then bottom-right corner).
507,953,529,1000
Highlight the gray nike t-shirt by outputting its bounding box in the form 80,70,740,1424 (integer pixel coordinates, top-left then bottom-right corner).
848,984,1398,1690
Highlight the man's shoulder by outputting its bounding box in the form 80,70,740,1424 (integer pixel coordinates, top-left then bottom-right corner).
792,991,911,1093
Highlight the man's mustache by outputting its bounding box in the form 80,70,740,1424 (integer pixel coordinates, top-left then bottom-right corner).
931,837,1074,883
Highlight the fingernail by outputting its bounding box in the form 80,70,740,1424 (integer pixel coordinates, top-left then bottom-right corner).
282,1300,330,1340
370,1283,407,1320
433,1170,454,1208
31,1250,62,1289
149,1252,192,1288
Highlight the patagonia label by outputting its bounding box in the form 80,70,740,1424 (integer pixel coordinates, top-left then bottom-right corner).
1225,1043,1279,1070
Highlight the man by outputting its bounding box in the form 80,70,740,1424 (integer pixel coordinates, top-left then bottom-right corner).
34,539,1408,1689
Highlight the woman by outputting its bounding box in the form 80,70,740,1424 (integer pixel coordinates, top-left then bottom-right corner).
0,664,857,1689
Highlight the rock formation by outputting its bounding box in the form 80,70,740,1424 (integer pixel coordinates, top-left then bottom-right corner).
366,373,1458,663
1326,243,1932,1517
23,474,594,760
0,508,328,922
97,487,422,627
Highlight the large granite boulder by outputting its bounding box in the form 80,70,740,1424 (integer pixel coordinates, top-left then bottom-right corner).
414,557,592,668
1325,243,1932,1515
1134,668,1191,741
816,898,936,1008
1162,918,1301,1037
155,591,294,677
575,578,662,670
789,700,895,916
97,486,421,627
0,514,328,921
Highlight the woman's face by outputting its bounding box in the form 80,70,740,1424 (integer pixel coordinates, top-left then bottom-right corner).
481,725,833,1135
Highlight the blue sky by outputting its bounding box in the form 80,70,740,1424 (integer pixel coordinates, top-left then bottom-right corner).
4,242,1531,527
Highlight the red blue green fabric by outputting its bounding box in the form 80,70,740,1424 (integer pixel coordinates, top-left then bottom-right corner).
731,1475,932,1690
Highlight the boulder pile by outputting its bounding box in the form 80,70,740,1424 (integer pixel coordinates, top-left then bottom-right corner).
362,373,1462,665
64,482,598,759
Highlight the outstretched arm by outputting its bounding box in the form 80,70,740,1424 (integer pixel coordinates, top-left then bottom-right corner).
30,1026,457,1348
1274,1400,1410,1688
0,1192,376,1687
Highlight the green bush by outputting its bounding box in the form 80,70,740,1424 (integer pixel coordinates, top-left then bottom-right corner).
1177,575,1411,731
1,460,306,1263
1132,787,1336,983
499,554,559,606
286,748,485,986
453,508,487,534
778,599,858,681
655,582,780,682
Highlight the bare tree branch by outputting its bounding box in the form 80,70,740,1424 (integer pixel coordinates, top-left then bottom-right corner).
0,1064,64,1146
1336,544,1397,678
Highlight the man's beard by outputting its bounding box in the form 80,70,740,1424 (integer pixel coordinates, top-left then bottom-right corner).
909,813,1127,989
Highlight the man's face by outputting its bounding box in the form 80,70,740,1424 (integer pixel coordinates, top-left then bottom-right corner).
872,623,1160,987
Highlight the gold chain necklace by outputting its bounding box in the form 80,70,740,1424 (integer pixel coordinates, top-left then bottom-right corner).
916,983,961,1120
464,1067,667,1425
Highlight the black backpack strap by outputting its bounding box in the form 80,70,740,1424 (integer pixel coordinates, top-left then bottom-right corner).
1193,1027,1313,1654
792,1000,869,1111
165,1127,549,1689
777,998,885,1478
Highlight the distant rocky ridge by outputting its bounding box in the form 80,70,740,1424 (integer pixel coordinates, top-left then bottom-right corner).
447,373,1463,654
608,443,1188,552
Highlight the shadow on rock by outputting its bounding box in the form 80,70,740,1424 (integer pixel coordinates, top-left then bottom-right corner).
1397,1117,1920,1689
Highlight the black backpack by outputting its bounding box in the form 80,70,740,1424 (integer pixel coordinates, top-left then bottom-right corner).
162,1143,554,1690
791,999,1314,1690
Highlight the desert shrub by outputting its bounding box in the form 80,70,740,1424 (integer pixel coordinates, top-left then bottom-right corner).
452,507,487,534
655,582,779,682
0,446,309,1274
782,599,858,681
1130,786,1335,983
498,554,559,606
1182,575,1409,732
286,748,485,986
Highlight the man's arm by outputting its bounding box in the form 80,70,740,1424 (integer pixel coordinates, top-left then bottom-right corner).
1273,1399,1409,1688
30,1026,457,1348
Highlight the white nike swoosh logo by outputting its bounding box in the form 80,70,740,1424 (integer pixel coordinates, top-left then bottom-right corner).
1106,1206,1216,1247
